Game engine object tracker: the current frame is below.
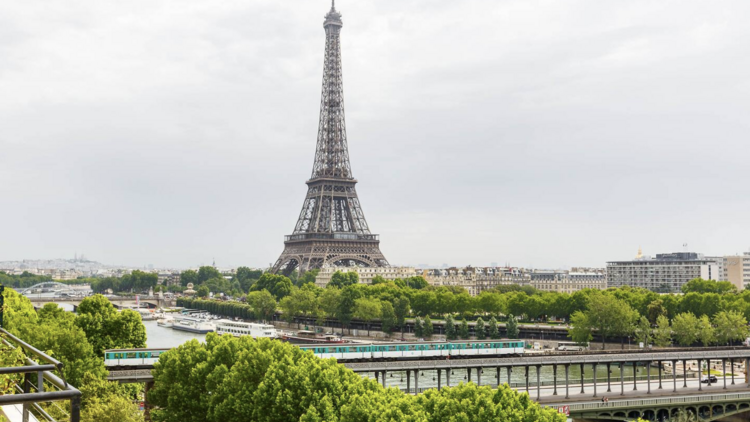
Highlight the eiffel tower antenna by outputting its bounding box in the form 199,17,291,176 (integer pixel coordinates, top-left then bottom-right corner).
272,2,388,276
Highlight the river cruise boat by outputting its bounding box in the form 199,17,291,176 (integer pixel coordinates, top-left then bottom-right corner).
156,315,174,328
172,316,215,334
282,330,345,344
215,320,278,339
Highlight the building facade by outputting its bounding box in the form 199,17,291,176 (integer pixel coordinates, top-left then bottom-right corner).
530,270,607,294
315,266,417,288
607,251,718,292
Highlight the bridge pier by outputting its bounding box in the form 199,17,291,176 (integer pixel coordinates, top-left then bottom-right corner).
381,371,386,388
536,365,541,401
407,370,411,393
632,362,637,391
698,359,702,391
658,360,662,389
683,359,688,388
746,358,749,387
477,367,482,386
672,360,677,392
565,364,570,399
415,370,419,392
723,359,728,390
497,367,501,388
507,366,511,387
621,362,625,395
525,366,530,393
467,367,472,383
447,368,451,387
580,364,585,394
647,361,651,394
553,364,558,396
437,369,441,390
731,358,735,385
606,363,611,393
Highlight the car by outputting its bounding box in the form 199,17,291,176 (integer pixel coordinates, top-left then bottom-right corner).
701,375,718,383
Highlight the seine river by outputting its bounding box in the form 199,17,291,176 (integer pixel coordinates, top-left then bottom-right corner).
143,320,205,348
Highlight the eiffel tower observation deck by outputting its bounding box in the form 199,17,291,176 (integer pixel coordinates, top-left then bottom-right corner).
271,1,389,276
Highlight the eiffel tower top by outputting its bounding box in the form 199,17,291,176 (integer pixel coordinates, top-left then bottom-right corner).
312,0,351,181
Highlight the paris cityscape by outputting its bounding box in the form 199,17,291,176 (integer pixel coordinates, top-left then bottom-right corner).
2,1,750,422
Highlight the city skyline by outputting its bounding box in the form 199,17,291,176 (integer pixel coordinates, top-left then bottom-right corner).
2,0,750,269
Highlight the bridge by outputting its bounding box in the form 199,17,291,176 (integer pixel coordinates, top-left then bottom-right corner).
26,295,169,310
106,346,750,420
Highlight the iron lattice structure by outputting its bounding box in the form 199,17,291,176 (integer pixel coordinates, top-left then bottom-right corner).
272,2,388,276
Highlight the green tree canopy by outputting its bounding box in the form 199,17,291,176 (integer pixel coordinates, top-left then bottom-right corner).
475,317,486,340
506,315,519,340
247,290,277,323
328,271,359,289
681,278,737,295
75,295,147,356
672,312,699,346
353,297,381,336
653,315,672,347
713,310,749,346
197,266,222,283
445,314,457,341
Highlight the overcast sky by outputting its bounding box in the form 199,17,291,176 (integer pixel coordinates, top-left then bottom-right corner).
2,0,749,269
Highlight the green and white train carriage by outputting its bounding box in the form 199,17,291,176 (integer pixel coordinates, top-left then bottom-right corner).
104,349,169,367
298,340,525,361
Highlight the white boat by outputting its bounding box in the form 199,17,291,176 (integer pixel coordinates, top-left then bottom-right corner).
172,316,215,334
157,316,174,328
215,320,278,339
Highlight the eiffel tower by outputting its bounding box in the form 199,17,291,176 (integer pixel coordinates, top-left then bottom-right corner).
271,1,389,276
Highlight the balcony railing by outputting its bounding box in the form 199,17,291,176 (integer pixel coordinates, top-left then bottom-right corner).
285,233,380,242
0,328,82,422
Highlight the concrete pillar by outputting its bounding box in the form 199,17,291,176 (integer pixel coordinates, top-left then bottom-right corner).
497,367,501,387
437,369,442,390
565,364,570,399
723,359,727,390
682,360,688,388
607,363,611,393
672,360,677,393
477,368,482,386
536,365,541,401
658,361,663,389
467,367,472,383
525,366,530,393
620,362,625,395
375,371,379,383
647,362,651,394
447,368,451,387
698,359,702,391
381,371,386,388
580,364,585,394
633,362,637,391
407,370,411,393
731,359,736,385
746,358,750,387
553,364,558,396
415,370,419,393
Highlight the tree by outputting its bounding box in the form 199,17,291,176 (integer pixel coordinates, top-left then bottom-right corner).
445,314,457,340
696,314,715,346
328,271,359,289
634,316,651,346
296,269,319,287
393,296,410,339
653,315,672,347
319,287,341,328
459,318,470,339
337,286,362,334
672,313,699,346
252,273,294,300
196,285,209,298
506,314,519,339
568,311,592,346
475,317,486,340
488,316,499,339
353,298,381,336
414,317,424,339
646,299,668,324
585,293,638,349
80,374,144,422
380,301,396,335
713,310,749,346
424,316,434,340
247,290,277,322
197,266,222,283
75,295,147,356
682,278,736,294
180,270,198,287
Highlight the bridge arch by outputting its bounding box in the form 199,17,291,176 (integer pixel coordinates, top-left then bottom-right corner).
18,282,79,295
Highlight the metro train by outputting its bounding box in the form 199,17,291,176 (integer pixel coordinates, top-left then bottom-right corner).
104,340,525,367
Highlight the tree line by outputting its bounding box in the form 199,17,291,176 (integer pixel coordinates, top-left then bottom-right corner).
2,289,147,421
148,333,565,422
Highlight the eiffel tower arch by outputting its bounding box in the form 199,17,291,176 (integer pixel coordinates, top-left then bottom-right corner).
272,2,389,276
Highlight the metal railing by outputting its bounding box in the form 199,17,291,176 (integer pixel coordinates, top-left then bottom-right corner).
0,328,81,422
555,391,750,412
285,233,379,242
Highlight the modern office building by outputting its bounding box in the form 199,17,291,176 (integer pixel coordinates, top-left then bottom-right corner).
607,250,719,292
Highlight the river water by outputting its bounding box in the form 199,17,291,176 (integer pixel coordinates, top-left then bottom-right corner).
143,320,205,348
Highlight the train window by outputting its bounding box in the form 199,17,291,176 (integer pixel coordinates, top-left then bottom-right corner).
126,353,136,359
